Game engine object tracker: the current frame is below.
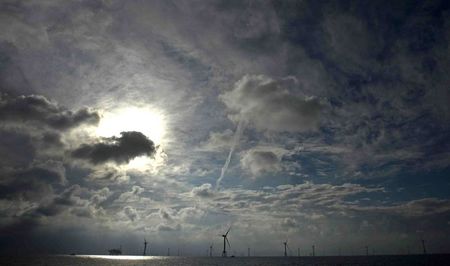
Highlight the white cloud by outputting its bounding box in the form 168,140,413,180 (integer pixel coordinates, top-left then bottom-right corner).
241,149,282,177
240,145,289,177
198,129,234,151
191,183,214,198
220,75,322,132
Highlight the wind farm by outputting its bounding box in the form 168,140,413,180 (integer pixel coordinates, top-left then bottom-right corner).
100,230,442,260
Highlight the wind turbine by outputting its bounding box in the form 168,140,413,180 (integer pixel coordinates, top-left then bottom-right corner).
221,227,231,257
284,241,288,257
283,240,291,257
143,238,148,256
421,239,427,255
209,243,213,257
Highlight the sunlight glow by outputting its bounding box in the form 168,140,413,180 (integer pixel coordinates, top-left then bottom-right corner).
74,255,163,260
96,107,166,145
94,106,167,171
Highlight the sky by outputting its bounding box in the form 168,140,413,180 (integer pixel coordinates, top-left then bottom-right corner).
1,0,450,257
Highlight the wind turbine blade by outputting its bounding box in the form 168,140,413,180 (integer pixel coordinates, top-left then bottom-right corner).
225,226,231,236
226,237,231,248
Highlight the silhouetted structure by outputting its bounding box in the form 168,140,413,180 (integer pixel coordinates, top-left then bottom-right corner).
221,227,231,257
248,247,250,257
422,239,427,255
297,247,300,257
283,241,288,257
167,247,170,256
312,245,315,256
143,239,148,256
210,244,213,257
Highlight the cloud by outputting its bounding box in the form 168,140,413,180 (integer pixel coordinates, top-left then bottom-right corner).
0,130,35,168
35,185,84,217
220,75,322,132
240,146,288,177
156,223,181,232
199,129,234,151
72,131,156,165
159,208,174,221
0,167,64,201
281,217,299,229
90,187,112,205
191,183,214,198
116,186,145,203
123,206,139,221
177,207,205,223
241,150,281,177
349,198,450,218
0,94,99,130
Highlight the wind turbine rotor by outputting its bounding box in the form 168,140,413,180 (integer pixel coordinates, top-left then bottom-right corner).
225,228,231,237
225,237,231,248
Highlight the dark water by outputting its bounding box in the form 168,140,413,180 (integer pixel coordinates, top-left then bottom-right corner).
1,254,449,266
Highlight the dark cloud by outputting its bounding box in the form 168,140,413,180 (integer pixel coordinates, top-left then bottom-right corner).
0,130,35,168
0,42,33,96
0,167,64,201
0,94,99,130
72,131,156,165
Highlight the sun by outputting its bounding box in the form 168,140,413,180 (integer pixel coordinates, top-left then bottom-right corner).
96,106,166,145
94,106,167,171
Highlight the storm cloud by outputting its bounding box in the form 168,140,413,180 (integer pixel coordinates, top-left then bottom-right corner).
72,131,156,165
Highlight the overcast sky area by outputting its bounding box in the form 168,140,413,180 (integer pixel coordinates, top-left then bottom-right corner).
1,0,450,256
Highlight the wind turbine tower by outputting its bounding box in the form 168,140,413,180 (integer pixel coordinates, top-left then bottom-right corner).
422,239,427,255
221,227,231,257
143,239,148,256
209,243,213,257
283,241,288,257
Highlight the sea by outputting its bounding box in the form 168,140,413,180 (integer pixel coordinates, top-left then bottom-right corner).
1,254,449,266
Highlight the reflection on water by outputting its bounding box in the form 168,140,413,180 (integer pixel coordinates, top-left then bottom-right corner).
1,254,450,266
76,255,165,260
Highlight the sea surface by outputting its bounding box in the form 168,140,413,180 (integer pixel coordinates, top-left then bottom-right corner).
1,254,449,266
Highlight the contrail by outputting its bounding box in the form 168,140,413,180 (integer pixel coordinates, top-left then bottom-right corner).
215,119,245,190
